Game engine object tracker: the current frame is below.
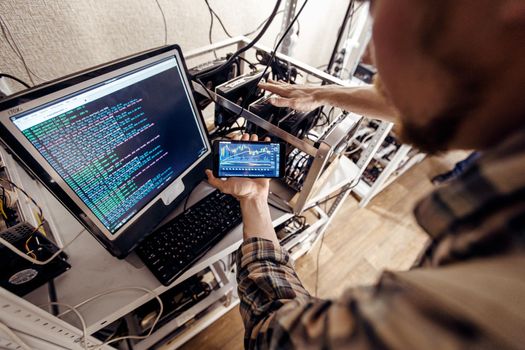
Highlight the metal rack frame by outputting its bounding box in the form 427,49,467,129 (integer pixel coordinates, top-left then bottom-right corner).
187,36,389,216
185,36,397,276
353,144,426,207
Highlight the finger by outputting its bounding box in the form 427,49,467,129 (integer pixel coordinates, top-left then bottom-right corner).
234,133,242,140
241,133,250,141
258,82,280,90
250,134,259,141
264,136,271,142
268,79,287,85
269,96,294,108
258,83,290,97
205,169,225,192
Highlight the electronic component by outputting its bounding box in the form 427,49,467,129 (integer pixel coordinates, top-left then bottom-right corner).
361,161,384,186
278,108,322,140
284,148,313,192
188,56,240,109
344,118,406,187
247,94,322,141
131,271,213,335
0,163,69,296
214,70,269,128
275,215,309,244
136,190,242,286
213,140,285,178
376,144,397,160
353,63,377,84
246,95,291,138
0,224,70,296
0,45,212,258
0,167,21,230
255,49,298,82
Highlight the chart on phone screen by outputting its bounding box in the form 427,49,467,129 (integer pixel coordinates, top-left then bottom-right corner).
219,142,280,177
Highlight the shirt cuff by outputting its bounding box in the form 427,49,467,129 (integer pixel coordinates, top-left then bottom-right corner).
236,237,291,270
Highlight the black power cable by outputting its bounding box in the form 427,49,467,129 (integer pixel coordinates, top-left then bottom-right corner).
0,15,47,84
244,10,284,37
194,0,282,81
204,0,234,39
229,0,310,129
206,0,219,59
204,0,284,39
47,280,59,316
327,0,355,75
237,56,258,71
0,73,31,89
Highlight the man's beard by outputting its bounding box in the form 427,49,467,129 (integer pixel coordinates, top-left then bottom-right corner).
373,74,482,155
398,94,479,154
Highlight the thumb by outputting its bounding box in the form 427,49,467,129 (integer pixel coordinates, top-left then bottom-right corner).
205,169,225,192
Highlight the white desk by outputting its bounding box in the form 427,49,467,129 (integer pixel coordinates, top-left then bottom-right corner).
25,181,291,335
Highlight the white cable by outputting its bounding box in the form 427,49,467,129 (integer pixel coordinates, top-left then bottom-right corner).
39,302,89,350
345,131,376,156
50,287,164,350
0,321,32,350
0,229,85,265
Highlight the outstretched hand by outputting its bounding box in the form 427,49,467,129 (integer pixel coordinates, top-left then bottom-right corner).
206,133,270,202
258,79,324,112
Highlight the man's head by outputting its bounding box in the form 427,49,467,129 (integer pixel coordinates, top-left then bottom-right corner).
369,0,525,153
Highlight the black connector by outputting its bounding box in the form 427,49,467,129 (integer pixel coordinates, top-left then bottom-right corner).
255,49,298,83
193,0,282,81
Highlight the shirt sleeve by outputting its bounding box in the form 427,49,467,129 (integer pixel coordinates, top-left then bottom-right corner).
235,238,524,350
236,237,311,349
236,237,391,349
237,237,391,349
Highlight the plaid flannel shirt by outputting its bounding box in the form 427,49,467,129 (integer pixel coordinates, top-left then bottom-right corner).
235,128,525,349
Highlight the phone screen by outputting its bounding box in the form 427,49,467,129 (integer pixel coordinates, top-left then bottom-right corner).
215,141,283,178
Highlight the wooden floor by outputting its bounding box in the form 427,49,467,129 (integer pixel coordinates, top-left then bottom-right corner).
180,152,466,350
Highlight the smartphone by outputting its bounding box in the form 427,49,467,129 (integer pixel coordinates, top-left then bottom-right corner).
212,140,286,178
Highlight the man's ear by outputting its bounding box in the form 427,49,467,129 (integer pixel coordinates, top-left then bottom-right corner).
500,0,525,26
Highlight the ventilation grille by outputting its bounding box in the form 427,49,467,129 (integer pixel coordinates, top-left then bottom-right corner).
0,223,36,244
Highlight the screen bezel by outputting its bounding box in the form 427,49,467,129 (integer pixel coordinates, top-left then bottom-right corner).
0,45,211,245
212,140,285,178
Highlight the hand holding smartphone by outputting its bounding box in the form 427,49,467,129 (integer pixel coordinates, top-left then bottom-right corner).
212,140,285,178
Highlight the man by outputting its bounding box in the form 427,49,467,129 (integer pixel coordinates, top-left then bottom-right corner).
206,0,525,348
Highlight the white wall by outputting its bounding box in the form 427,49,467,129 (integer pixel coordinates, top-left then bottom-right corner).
0,0,351,90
